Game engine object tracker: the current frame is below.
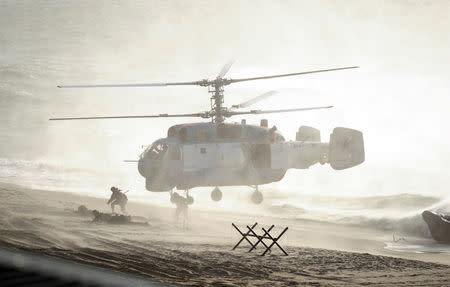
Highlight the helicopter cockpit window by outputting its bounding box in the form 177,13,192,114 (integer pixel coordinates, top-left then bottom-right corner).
179,127,187,142
148,143,168,159
169,145,181,160
167,127,177,137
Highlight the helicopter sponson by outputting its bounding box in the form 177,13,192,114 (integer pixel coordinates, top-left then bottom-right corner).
138,122,364,191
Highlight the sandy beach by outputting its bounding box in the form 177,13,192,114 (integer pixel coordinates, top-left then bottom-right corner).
1,182,449,286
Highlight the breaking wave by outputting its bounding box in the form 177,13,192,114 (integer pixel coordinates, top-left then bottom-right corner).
0,158,119,193
336,214,431,237
268,193,449,238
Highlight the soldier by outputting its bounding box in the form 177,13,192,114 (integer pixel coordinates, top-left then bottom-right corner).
170,191,193,228
107,186,128,215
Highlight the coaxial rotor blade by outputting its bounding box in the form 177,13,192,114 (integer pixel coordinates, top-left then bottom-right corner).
228,66,358,84
57,80,206,89
231,90,278,109
226,105,333,117
49,112,208,121
217,60,235,78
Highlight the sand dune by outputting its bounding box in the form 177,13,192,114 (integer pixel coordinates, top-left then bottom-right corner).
1,182,449,286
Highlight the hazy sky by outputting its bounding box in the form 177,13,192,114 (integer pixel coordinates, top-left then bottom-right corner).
1,0,449,197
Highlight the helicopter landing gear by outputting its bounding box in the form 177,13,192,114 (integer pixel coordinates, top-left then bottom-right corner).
251,186,263,204
211,187,222,201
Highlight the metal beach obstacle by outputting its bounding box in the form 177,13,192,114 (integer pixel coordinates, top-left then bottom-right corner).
232,223,288,256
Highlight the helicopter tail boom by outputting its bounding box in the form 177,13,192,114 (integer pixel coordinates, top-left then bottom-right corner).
269,127,364,170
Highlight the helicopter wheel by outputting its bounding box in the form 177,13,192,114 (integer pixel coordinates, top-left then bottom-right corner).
211,187,222,202
251,187,263,204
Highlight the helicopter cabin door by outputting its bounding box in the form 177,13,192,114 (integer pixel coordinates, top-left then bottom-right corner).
251,144,271,168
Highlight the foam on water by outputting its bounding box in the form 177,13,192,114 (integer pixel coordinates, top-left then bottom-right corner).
385,237,450,254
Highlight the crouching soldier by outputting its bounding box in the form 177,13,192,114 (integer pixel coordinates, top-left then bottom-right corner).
107,186,128,215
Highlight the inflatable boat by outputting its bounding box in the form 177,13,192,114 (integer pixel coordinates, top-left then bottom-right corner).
422,210,450,243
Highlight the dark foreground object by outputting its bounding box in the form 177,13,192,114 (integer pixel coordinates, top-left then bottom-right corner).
422,210,450,243
0,247,168,287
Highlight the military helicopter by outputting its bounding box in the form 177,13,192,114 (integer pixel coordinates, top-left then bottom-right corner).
50,64,365,204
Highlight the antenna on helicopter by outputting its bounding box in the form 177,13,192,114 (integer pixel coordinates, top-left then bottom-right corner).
51,65,358,123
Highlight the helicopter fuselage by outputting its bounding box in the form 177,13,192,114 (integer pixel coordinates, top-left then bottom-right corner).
138,122,364,192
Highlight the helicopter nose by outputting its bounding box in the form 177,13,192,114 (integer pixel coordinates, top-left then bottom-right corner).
138,158,145,177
